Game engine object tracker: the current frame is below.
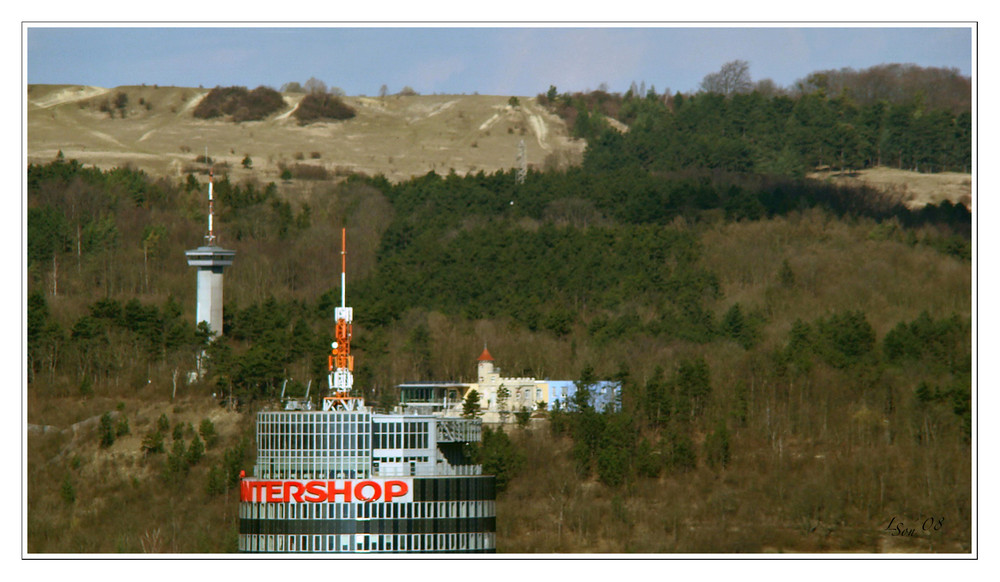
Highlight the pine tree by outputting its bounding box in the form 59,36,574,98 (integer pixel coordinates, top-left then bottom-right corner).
462,389,483,419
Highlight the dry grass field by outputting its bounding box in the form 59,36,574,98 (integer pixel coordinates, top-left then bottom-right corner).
27,84,585,183
807,167,972,210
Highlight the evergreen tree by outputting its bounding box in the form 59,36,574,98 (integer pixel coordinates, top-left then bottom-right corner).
462,389,483,419
99,412,115,448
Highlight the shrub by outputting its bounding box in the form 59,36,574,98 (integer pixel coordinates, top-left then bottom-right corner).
635,438,661,478
704,420,731,469
193,86,284,122
165,439,189,480
514,406,532,427
223,438,249,489
665,431,696,473
814,310,876,369
206,466,227,496
293,92,356,125
481,427,523,493
79,376,93,397
199,418,218,448
99,412,115,448
187,434,205,466
288,164,329,180
115,415,130,437
141,431,165,456
60,475,76,505
156,414,170,433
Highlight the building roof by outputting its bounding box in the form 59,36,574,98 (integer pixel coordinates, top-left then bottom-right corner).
477,347,494,362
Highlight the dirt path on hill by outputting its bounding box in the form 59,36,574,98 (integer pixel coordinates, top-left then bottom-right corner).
30,85,109,109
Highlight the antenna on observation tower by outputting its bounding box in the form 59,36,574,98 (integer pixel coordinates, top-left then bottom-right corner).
326,228,355,410
185,147,235,345
205,147,216,245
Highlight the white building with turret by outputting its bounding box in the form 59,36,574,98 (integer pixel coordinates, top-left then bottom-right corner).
397,348,619,424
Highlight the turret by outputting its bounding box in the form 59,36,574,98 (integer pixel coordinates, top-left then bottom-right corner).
477,346,494,381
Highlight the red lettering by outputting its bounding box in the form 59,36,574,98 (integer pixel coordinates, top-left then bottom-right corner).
266,482,283,503
242,479,412,504
355,480,381,503
384,480,408,503
328,480,352,502
285,481,305,503
304,481,326,503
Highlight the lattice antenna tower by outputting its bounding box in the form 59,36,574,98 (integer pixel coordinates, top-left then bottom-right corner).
325,228,356,410
515,139,526,185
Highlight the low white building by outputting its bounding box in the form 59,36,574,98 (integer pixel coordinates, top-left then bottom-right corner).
396,348,619,423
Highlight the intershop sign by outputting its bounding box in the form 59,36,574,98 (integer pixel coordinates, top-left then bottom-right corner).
241,478,412,504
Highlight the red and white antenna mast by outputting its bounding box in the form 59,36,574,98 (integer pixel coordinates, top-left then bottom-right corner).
205,148,216,245
326,228,355,409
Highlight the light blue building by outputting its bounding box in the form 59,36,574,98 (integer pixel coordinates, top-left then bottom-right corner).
546,380,621,413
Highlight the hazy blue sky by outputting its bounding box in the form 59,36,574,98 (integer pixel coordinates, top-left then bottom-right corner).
26,25,973,96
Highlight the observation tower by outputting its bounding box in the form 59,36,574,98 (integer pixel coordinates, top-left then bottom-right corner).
185,167,234,337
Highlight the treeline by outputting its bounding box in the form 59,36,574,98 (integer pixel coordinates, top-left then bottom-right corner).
796,63,971,113
359,165,970,254
540,67,971,175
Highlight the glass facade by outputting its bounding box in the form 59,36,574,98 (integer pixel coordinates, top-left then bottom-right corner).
255,411,372,479
241,408,495,553
239,476,496,553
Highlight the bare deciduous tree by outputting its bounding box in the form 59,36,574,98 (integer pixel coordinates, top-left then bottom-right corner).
700,60,754,96
304,77,327,95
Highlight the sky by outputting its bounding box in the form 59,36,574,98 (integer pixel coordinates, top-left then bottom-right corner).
24,25,974,97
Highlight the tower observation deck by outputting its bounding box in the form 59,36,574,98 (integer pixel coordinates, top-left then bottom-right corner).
185,245,235,336
185,167,234,337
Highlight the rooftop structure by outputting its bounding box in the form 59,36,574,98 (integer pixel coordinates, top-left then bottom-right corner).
239,230,495,554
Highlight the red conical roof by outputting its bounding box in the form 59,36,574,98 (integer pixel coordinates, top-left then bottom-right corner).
477,347,494,361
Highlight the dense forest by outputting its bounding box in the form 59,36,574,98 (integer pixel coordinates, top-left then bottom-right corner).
26,66,972,553
540,65,971,176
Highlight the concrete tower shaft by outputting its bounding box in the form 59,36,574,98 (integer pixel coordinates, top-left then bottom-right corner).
186,168,235,337
185,246,235,336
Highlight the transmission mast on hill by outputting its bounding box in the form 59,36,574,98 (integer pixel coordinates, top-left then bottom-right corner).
515,139,526,185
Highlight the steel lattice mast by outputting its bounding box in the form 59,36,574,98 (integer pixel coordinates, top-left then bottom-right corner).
326,228,355,408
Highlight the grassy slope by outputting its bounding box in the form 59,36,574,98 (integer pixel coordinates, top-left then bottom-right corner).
27,85,584,183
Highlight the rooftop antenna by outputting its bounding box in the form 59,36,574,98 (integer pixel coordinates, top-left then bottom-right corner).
326,228,356,410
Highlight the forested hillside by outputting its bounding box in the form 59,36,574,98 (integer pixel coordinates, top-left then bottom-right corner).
541,67,971,176
26,67,972,553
